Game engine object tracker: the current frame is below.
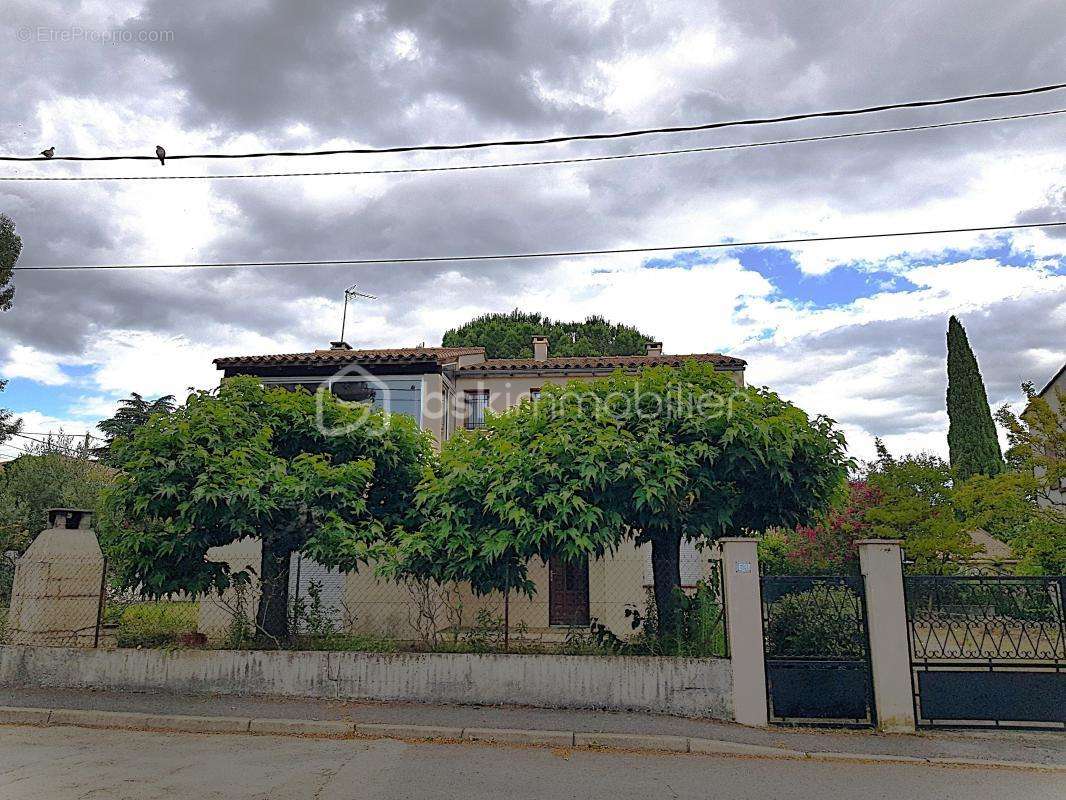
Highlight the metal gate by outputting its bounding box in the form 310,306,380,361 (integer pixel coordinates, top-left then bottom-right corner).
905,575,1066,729
761,575,876,726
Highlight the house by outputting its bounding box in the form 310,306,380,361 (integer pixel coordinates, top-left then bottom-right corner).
213,338,746,443
201,338,747,641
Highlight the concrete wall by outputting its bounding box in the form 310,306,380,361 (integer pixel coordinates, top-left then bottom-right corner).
0,645,733,718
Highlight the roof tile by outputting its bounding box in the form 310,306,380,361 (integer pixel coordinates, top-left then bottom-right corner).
459,353,745,371
215,346,484,368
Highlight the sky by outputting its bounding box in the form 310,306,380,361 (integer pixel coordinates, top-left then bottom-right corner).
1,0,1064,462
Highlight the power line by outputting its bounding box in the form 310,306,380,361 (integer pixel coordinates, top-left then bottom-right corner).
16,430,104,442
5,82,1065,163
0,441,33,457
13,221,1065,272
3,107,1064,182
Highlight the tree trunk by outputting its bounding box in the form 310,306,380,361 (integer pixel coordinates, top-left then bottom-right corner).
255,543,293,642
650,529,683,638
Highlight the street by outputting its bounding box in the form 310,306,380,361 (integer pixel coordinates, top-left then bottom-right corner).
0,725,1061,800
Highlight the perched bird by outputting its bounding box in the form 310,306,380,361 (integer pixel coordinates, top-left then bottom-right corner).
155,145,166,165
40,147,54,159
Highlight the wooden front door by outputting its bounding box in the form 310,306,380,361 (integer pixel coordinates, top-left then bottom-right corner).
548,555,590,626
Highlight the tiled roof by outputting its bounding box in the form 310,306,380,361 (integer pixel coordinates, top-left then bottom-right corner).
459,353,745,372
215,346,485,369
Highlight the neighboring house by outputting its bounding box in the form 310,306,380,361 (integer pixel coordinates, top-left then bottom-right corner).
201,338,746,640
1031,361,1065,510
963,528,1017,573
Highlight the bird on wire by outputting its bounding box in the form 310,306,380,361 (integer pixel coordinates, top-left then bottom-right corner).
40,147,54,159
155,145,166,165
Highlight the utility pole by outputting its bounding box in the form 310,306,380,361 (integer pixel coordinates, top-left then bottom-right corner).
338,284,377,345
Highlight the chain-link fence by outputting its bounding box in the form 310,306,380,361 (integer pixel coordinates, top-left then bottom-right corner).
3,540,727,657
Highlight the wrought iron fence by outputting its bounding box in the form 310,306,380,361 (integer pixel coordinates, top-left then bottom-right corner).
905,576,1065,662
761,575,875,726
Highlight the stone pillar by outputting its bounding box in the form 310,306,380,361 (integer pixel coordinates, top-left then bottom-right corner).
857,539,916,733
6,509,104,647
719,537,767,727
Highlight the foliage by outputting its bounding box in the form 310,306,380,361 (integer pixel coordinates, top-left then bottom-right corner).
112,601,198,648
0,434,115,552
291,580,340,639
100,376,434,640
294,632,399,653
0,213,20,312
441,309,655,359
758,481,882,575
764,587,864,659
862,442,979,571
945,316,1003,481
392,362,850,635
608,582,727,657
96,392,177,465
995,383,1065,509
0,380,20,450
952,470,1066,575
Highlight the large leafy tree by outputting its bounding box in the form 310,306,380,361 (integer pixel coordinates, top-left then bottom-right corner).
0,214,21,449
396,363,849,632
101,377,434,639
0,213,19,312
946,316,1003,481
96,392,177,464
441,309,655,359
0,380,20,449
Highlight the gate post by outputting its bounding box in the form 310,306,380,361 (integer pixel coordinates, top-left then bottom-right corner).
719,538,767,727
857,539,915,733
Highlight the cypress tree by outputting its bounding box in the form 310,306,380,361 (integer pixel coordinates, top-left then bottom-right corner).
945,316,1003,481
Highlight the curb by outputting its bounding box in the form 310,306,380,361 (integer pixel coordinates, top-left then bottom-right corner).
0,706,1061,772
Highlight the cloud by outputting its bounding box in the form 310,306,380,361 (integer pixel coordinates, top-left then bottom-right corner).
1,345,71,385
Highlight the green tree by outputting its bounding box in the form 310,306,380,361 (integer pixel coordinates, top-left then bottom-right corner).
946,316,1003,481
863,441,979,571
994,382,1065,509
100,377,434,640
96,392,177,464
0,214,21,449
395,363,849,633
441,309,655,359
0,434,114,560
0,213,19,312
0,380,20,449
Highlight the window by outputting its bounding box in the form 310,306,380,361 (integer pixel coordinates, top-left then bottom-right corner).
464,390,489,429
529,387,541,401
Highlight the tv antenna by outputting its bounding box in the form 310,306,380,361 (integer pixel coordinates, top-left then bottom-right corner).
338,283,377,345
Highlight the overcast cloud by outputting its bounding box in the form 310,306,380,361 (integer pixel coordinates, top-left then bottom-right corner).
1,0,1063,460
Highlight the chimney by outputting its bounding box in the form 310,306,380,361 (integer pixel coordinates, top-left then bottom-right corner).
329,340,352,350
532,336,549,361
645,341,663,356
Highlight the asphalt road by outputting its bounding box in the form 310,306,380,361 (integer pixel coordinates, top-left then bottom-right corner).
0,725,1062,800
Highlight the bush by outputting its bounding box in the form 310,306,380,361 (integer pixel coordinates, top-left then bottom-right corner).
583,582,727,658
764,587,864,659
114,601,198,648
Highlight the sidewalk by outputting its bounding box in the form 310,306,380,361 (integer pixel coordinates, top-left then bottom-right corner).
1,687,1063,767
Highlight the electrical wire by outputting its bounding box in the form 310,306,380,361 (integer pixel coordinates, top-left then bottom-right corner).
2,108,1063,182
4,82,1065,163
13,221,1064,272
